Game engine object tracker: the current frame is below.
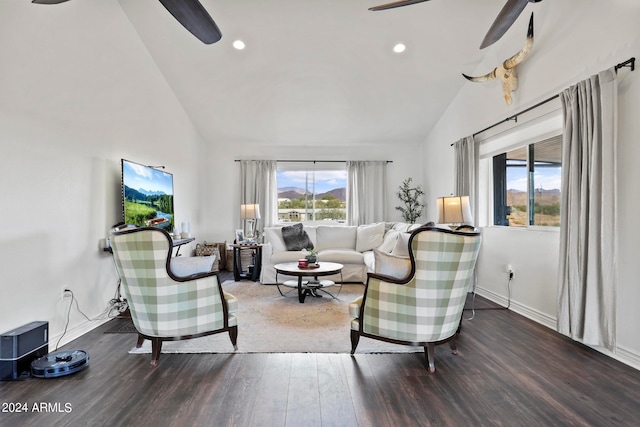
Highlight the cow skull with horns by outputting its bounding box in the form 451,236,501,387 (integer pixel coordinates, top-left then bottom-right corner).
463,13,534,105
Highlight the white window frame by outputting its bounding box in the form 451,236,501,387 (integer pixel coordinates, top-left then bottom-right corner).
275,161,347,226
477,101,563,230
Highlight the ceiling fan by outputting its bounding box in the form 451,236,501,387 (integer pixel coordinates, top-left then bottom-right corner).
31,0,222,45
369,0,542,49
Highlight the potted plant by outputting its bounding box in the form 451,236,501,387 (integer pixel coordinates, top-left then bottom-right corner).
396,177,425,224
303,248,318,264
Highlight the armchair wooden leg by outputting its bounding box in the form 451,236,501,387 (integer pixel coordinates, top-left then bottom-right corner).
228,326,238,351
424,343,436,373
136,334,145,348
350,329,360,355
150,338,162,367
449,337,458,355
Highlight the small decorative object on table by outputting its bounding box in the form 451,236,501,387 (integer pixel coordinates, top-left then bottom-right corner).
303,248,318,264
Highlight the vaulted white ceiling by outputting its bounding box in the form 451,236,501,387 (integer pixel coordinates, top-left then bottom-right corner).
8,0,635,148
117,0,541,146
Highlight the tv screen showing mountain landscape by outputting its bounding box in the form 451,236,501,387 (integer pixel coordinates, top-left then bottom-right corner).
121,159,174,231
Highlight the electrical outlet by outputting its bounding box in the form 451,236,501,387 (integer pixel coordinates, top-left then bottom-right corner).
506,264,514,278
61,286,71,300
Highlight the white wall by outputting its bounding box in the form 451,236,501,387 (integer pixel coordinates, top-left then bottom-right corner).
0,2,206,345
421,1,640,369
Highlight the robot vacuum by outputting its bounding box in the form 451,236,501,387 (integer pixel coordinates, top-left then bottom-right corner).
30,350,89,378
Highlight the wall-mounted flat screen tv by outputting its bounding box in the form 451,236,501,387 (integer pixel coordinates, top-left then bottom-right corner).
121,159,174,232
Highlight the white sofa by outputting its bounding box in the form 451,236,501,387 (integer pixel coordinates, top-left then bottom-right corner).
260,222,425,284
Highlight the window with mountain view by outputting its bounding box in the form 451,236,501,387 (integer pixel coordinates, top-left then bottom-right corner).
493,135,562,227
276,163,347,224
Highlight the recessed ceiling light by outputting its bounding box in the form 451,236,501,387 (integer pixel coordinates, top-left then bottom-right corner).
393,43,406,54
233,40,246,50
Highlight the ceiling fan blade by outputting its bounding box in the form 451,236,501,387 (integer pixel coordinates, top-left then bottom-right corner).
32,0,71,4
159,0,222,45
369,0,431,12
480,0,529,49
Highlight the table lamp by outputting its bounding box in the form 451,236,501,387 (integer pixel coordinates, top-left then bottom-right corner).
241,204,261,240
437,196,473,229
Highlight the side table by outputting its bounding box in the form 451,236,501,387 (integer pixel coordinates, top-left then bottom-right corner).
232,244,262,281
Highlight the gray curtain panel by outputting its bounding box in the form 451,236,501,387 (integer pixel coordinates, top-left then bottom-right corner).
557,68,618,350
454,135,479,294
454,135,479,226
240,160,277,234
346,161,387,226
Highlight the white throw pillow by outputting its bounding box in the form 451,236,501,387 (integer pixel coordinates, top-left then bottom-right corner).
170,256,215,277
377,229,399,253
264,226,286,252
391,232,411,258
374,249,411,278
355,222,385,252
392,222,411,233
315,226,357,252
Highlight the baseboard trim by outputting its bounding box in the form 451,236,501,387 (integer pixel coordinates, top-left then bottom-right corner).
475,287,640,372
51,318,111,350
475,288,556,329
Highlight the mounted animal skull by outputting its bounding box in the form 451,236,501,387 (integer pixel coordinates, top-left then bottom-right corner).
463,13,534,105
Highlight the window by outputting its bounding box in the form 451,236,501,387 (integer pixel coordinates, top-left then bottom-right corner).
276,163,347,224
493,135,562,227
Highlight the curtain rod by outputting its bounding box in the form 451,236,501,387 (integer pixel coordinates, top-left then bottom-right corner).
234,160,393,163
451,56,636,144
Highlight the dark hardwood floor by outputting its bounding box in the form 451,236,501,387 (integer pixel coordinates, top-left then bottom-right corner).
2,289,640,426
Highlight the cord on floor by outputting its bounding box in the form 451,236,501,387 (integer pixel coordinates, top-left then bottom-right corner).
464,275,512,320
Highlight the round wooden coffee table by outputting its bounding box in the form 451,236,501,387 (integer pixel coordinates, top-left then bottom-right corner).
274,262,344,303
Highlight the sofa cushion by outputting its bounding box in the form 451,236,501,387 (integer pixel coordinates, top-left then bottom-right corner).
315,226,357,252
355,222,385,252
374,249,411,278
317,249,364,265
363,250,375,272
391,232,411,258
281,223,314,251
264,226,286,252
271,250,306,264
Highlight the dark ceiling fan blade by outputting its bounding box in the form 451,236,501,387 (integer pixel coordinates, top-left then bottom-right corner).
480,0,530,49
159,0,222,45
369,0,431,12
32,0,71,4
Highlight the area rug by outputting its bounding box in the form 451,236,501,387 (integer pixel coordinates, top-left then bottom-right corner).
104,318,137,334
128,281,421,354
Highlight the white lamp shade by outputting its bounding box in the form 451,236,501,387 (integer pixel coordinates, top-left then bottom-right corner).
241,204,261,220
437,196,473,225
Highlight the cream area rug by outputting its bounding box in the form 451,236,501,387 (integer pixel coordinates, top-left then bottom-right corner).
129,281,421,355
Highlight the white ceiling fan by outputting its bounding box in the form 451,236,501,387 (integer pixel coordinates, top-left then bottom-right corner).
369,0,543,49
31,0,222,45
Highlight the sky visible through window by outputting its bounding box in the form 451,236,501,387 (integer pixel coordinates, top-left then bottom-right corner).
277,170,347,193
507,167,561,192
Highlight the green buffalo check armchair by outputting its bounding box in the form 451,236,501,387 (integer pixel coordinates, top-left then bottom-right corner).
349,225,481,373
110,227,238,366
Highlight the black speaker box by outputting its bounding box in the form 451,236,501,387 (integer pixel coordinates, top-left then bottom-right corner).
0,321,49,381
